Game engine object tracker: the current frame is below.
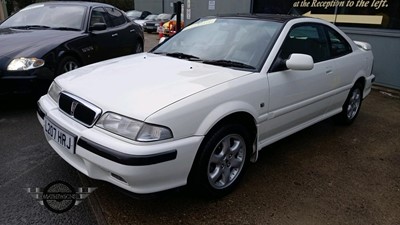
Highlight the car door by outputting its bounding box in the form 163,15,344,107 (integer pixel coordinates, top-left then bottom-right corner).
88,7,120,61
104,7,139,56
259,23,332,141
322,25,356,112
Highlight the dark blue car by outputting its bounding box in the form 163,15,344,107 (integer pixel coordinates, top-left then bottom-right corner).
0,1,144,96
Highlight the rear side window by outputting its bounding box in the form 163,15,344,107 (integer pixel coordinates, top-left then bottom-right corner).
105,7,126,27
325,27,352,58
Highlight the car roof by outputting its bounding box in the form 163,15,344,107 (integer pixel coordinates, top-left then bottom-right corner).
209,14,305,23
31,1,114,8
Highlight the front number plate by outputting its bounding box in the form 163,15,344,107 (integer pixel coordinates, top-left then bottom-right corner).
44,117,76,154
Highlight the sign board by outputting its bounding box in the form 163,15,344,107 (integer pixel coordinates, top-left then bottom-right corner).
252,0,400,30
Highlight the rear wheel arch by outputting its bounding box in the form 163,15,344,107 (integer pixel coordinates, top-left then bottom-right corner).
354,77,366,91
135,38,144,53
336,79,365,125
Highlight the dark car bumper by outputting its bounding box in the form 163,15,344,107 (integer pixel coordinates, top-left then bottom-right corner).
0,67,54,96
144,24,159,32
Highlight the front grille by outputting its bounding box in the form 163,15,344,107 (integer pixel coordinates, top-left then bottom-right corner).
59,92,102,127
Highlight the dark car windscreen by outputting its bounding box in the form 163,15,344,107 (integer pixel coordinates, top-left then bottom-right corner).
0,4,87,30
153,18,282,71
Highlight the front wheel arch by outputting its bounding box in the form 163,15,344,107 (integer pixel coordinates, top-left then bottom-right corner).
56,54,82,76
188,113,256,197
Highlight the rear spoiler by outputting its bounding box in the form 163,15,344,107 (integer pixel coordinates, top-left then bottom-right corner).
354,41,372,51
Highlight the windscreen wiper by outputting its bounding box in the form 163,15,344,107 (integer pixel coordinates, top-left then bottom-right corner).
9,25,51,30
203,59,255,69
51,27,81,31
161,52,202,61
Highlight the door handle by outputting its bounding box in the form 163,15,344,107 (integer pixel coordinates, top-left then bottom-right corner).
325,66,333,75
111,33,118,37
130,29,135,32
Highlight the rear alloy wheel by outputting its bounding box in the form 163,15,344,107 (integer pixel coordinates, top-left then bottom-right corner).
57,56,80,75
135,42,143,53
191,124,251,197
336,82,363,125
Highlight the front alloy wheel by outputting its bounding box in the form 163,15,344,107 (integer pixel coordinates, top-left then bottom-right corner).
190,124,251,197
57,56,80,75
207,134,246,189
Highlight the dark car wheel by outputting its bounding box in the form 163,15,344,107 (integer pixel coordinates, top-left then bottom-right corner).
190,124,251,197
135,42,143,53
335,82,363,125
57,56,81,75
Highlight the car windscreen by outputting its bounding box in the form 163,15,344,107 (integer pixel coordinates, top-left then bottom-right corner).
156,14,172,20
126,10,142,18
152,18,282,71
0,4,87,30
145,15,158,20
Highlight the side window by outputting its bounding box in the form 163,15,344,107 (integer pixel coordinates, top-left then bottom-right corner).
105,7,126,27
90,7,112,28
280,24,330,63
326,27,352,58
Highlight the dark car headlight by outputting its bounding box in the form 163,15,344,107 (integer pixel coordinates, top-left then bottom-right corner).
7,57,45,71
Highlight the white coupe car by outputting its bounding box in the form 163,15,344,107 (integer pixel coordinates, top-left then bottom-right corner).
37,15,374,196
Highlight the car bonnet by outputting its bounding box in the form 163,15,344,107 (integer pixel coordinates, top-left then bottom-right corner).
55,53,252,121
0,28,82,59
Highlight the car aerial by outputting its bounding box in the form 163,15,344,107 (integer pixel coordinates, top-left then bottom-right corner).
125,10,151,20
37,14,374,197
0,1,144,96
134,14,158,27
143,13,174,33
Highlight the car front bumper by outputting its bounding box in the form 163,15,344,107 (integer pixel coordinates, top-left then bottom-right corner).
37,95,203,194
0,67,53,95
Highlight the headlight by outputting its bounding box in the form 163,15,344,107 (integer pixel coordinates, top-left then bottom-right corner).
96,112,173,142
7,57,45,71
143,22,147,26
48,82,62,104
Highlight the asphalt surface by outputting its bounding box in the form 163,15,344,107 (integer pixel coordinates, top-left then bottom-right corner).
1,34,399,224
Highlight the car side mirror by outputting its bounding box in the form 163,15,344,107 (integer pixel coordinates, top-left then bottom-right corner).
90,23,107,32
286,53,314,70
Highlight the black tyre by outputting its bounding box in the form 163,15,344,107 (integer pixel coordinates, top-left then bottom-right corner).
56,56,80,75
135,41,143,53
190,124,251,197
335,82,363,125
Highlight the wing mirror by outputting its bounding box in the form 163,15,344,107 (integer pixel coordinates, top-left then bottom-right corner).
286,53,314,70
90,23,107,31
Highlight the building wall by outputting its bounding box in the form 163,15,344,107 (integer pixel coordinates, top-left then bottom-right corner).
185,0,251,24
134,0,251,23
135,0,163,14
342,28,400,89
